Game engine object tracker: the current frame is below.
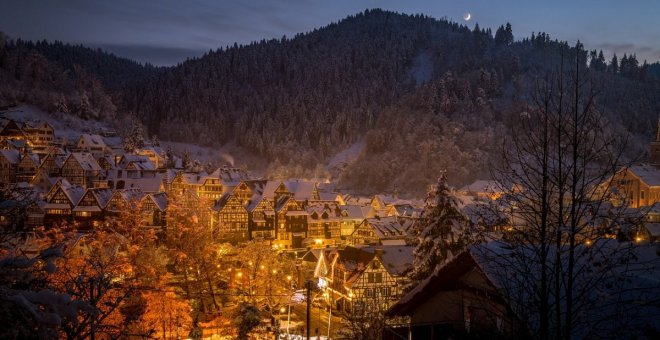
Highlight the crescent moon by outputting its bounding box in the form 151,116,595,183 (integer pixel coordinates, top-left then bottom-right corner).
463,13,471,21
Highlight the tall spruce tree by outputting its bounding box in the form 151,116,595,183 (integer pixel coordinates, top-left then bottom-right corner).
405,173,466,290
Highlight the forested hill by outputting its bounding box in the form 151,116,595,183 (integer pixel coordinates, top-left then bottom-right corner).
2,9,660,195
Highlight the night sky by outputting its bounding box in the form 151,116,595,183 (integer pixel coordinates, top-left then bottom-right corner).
2,0,659,66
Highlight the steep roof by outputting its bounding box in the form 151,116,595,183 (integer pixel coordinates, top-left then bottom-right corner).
145,192,168,211
627,165,660,186
0,149,21,164
362,216,407,239
340,204,370,219
79,134,107,148
51,179,85,205
208,167,250,184
361,245,414,276
118,174,164,193
69,153,102,171
84,188,114,208
459,179,501,193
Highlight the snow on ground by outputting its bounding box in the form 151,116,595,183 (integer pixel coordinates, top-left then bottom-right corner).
2,105,114,143
327,139,364,169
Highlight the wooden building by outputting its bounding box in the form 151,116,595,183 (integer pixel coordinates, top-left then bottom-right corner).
0,149,20,183
351,216,408,246
315,245,413,316
61,153,102,188
385,249,528,340
23,121,55,154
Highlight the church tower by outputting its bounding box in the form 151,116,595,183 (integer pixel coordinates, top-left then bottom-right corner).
650,118,660,166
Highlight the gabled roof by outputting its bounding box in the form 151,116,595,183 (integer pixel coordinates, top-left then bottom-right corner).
78,134,107,148
22,120,53,131
117,174,164,193
625,164,660,186
207,167,250,185
285,180,318,200
112,188,146,207
361,245,414,276
119,154,155,170
340,204,369,219
49,179,85,206
0,149,21,164
19,153,40,166
67,153,102,171
81,188,114,208
0,120,26,137
359,216,407,239
144,192,168,211
459,180,502,194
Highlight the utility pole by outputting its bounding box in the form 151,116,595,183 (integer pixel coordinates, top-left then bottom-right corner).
306,280,312,340
90,278,95,340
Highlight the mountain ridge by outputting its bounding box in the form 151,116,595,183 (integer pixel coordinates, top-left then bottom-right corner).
2,9,660,195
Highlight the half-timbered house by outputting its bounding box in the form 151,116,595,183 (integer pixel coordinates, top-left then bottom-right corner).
43,179,85,225
61,153,102,188
0,149,20,183
315,245,413,316
351,216,408,246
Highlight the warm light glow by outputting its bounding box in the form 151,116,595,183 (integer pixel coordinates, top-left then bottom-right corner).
286,275,292,281
635,236,643,243
584,239,592,246
314,239,323,245
260,265,265,270
237,272,243,277
280,307,286,313
273,269,277,274
348,291,353,298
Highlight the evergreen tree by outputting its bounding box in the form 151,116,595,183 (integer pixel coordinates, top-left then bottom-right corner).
405,173,467,290
610,53,619,74
495,22,514,46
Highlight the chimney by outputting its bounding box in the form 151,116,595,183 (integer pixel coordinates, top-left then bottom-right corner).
374,248,383,259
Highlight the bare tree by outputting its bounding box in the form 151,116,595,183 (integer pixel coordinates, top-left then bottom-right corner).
483,43,659,339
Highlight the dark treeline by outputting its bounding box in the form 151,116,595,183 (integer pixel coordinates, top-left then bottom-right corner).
1,9,660,195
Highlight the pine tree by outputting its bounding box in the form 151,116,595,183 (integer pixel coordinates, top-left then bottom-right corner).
405,173,466,290
610,53,619,74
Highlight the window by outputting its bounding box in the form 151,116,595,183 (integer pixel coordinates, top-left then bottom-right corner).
364,288,373,297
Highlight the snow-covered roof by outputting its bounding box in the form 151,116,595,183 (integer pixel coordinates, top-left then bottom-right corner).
0,149,21,164
48,179,85,206
362,216,407,239
263,180,318,201
78,134,107,148
627,165,660,186
81,188,114,208
69,153,102,171
118,174,164,193
644,223,660,237
340,204,370,220
114,188,146,206
119,154,155,170
207,167,250,184
361,245,414,276
459,179,502,194
145,192,168,211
